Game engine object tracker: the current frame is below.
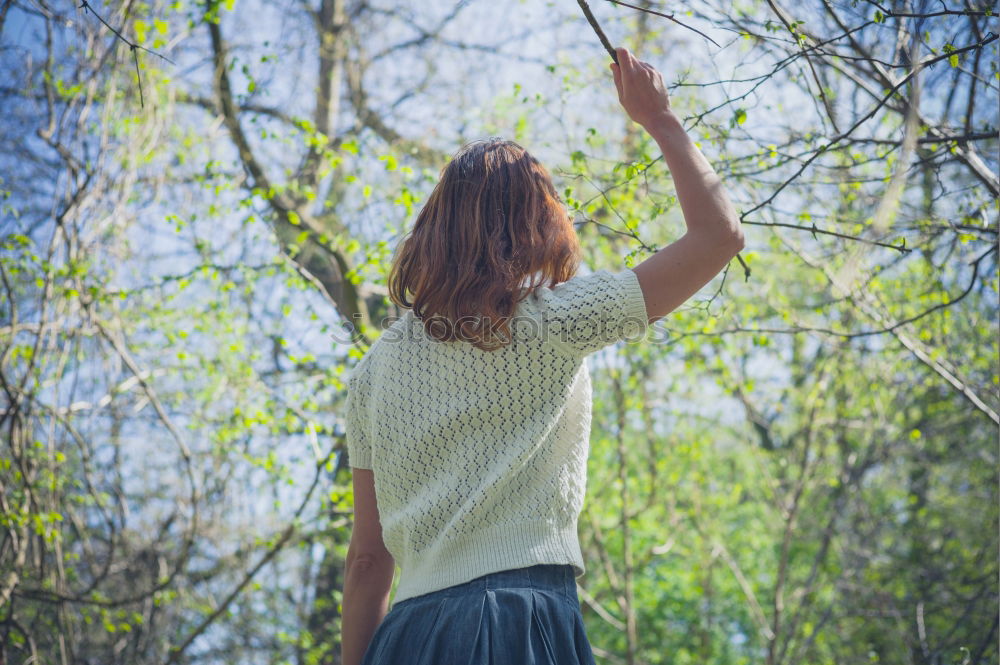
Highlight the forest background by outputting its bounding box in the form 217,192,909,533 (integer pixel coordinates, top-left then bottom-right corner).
1,0,998,663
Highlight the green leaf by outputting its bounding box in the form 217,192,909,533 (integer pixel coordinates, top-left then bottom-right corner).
379,154,397,171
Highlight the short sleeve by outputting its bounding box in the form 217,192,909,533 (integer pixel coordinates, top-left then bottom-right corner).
535,268,650,357
344,366,373,469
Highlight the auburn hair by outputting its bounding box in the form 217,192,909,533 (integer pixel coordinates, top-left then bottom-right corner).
387,138,581,351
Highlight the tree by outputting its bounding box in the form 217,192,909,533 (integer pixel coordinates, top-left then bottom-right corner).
1,0,996,663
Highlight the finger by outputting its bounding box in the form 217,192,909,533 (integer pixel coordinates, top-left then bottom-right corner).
620,47,639,88
614,46,634,94
644,64,662,84
610,62,624,99
615,47,630,72
619,46,638,76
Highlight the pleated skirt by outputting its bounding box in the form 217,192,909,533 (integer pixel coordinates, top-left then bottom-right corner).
360,563,597,665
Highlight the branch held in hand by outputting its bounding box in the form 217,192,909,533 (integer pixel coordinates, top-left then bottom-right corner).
577,0,619,63
79,0,175,109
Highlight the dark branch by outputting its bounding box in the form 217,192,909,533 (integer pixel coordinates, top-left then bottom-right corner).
78,0,174,109
603,0,721,48
740,31,999,221
577,0,619,63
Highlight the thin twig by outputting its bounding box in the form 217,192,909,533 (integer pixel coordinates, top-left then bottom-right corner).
78,0,175,109
78,1,175,64
577,0,619,63
603,0,721,48
740,30,999,221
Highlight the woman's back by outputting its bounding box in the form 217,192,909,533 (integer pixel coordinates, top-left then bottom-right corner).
346,268,649,603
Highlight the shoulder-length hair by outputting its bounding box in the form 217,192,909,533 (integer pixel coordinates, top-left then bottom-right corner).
387,138,581,351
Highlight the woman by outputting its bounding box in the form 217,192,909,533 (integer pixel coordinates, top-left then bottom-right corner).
340,46,744,665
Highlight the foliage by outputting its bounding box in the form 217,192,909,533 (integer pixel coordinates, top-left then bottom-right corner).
0,0,996,664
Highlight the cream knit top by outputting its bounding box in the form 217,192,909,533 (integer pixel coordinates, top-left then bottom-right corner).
344,267,649,604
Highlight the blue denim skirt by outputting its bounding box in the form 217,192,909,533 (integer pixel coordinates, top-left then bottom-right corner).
360,564,597,665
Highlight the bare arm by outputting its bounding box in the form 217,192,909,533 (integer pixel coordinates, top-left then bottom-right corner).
610,47,744,323
341,468,395,665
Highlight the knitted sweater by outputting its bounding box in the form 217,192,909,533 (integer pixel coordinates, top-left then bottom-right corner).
344,267,649,604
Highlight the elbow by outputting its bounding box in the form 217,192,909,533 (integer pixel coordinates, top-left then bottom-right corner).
346,549,394,577
344,550,395,601
706,218,745,253
732,231,746,252
727,224,745,252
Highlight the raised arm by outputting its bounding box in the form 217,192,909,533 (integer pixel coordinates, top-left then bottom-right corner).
610,46,744,323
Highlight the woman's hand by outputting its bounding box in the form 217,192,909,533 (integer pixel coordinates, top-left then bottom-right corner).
609,46,673,128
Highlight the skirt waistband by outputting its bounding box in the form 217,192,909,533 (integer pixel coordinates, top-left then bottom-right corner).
393,564,577,609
